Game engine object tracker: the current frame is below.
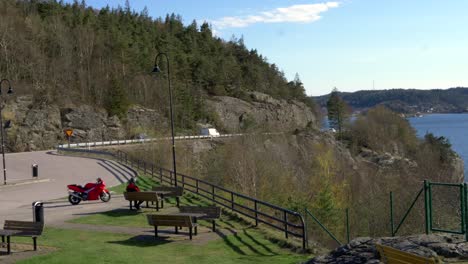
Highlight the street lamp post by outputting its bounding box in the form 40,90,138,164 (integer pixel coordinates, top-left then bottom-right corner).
152,53,177,187
0,79,13,185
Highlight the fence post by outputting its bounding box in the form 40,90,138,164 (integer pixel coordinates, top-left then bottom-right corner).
170,172,173,186
143,161,146,174
464,183,468,242
460,184,465,235
424,180,431,234
231,193,234,210
151,164,154,177
346,208,350,243
390,191,394,236
284,211,288,239
254,201,258,227
182,175,185,188
159,168,163,183
212,185,215,201
196,180,199,194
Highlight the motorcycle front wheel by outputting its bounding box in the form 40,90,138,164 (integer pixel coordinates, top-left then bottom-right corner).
68,194,81,205
100,191,111,202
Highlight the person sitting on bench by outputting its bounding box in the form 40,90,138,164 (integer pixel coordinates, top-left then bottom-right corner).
126,178,143,210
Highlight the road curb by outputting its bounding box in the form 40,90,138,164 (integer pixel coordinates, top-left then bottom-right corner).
0,178,51,188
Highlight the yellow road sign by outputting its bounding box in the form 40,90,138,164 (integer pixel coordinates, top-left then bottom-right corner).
64,129,73,138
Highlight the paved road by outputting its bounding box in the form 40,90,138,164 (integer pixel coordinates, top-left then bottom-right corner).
0,151,137,223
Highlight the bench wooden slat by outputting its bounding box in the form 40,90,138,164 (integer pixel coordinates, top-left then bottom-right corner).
152,186,183,197
3,220,44,251
123,192,159,202
179,206,221,219
376,244,436,264
146,214,197,240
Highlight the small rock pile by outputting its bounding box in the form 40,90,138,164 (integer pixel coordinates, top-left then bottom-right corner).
307,234,468,263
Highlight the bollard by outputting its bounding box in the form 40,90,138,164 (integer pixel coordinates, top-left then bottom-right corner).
32,164,39,178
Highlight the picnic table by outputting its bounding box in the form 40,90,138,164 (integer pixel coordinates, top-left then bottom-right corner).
0,229,20,254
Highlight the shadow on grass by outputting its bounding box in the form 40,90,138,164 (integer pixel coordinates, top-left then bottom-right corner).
73,208,143,217
108,235,171,247
243,229,277,255
215,227,272,256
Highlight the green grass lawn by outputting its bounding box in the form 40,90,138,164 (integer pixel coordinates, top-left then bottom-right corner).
15,226,308,264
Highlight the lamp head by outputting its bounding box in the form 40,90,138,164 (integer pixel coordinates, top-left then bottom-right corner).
152,65,162,73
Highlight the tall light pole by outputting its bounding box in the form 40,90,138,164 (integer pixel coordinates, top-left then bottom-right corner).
0,79,13,185
152,53,177,187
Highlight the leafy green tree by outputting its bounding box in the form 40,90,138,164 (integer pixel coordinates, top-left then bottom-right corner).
327,88,350,136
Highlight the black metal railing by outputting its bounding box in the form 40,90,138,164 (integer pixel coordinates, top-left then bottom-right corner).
57,147,307,249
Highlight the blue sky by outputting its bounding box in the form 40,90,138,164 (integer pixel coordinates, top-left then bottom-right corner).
70,1,468,96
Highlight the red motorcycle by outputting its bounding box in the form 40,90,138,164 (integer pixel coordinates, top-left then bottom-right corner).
67,178,111,205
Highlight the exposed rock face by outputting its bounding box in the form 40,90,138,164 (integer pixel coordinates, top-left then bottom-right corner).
206,92,318,132
307,234,468,264
2,96,165,151
2,92,317,151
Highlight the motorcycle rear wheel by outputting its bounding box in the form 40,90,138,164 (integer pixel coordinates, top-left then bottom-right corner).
68,194,81,205
100,191,111,202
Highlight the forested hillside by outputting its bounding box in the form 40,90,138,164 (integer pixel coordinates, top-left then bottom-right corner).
0,0,314,130
314,87,468,113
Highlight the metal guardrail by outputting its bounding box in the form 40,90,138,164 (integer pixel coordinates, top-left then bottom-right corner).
57,145,307,249
57,132,284,149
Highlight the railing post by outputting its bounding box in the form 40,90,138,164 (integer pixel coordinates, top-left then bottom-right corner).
390,191,394,236
424,180,431,234
182,175,185,188
254,200,258,227
151,164,154,177
231,193,234,210
346,208,350,243
212,185,215,201
143,161,146,174
196,180,199,194
284,211,288,239
170,171,173,186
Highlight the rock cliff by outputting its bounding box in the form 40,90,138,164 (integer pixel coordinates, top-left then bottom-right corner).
206,92,318,132
1,92,317,151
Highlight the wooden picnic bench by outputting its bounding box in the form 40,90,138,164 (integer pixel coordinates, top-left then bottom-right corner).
179,206,221,232
376,243,436,264
2,220,44,252
152,186,184,207
146,214,197,240
123,192,160,210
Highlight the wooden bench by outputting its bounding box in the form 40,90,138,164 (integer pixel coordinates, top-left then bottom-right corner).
3,220,44,251
152,186,184,207
179,206,221,231
123,192,160,210
146,214,197,240
376,244,436,264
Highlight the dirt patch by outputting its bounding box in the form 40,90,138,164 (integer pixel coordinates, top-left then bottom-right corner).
0,243,57,264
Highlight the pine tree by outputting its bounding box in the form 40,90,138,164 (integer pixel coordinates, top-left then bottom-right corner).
327,88,350,136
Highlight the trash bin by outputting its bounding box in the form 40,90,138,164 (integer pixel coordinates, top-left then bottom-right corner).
32,201,44,223
32,164,38,178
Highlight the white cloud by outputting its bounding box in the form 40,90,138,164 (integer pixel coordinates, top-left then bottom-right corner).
211,2,340,29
